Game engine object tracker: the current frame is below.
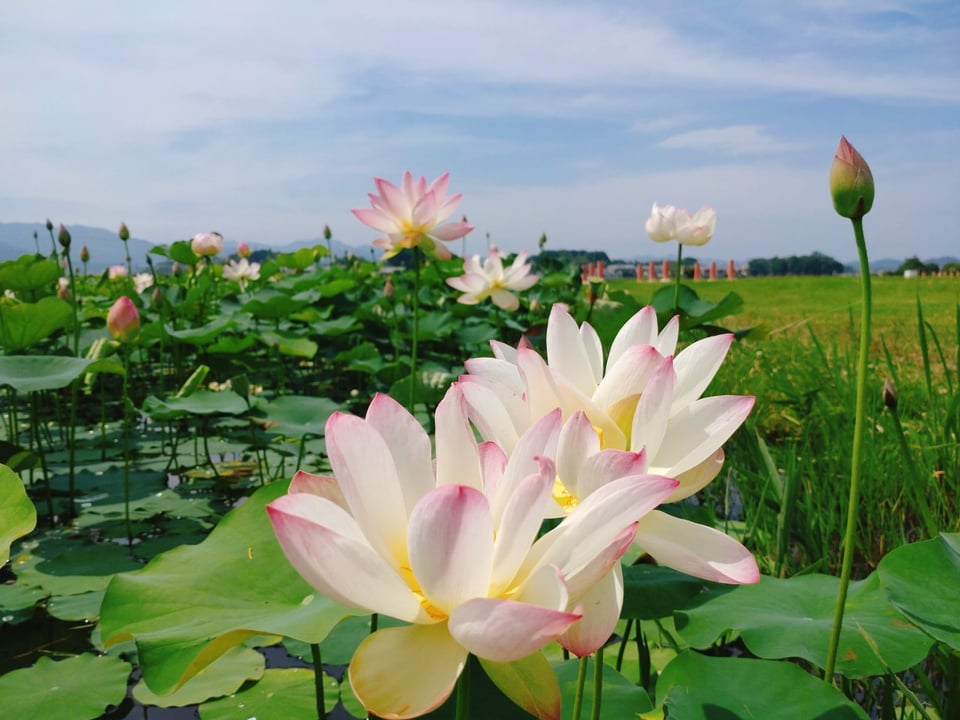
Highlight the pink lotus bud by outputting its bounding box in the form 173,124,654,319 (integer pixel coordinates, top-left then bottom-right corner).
830,136,874,219
108,264,128,279
191,231,224,257
237,242,251,258
80,245,90,263
107,296,140,343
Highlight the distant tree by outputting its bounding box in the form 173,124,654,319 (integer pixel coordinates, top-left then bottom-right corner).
942,261,960,274
895,256,939,275
535,250,609,269
746,251,844,276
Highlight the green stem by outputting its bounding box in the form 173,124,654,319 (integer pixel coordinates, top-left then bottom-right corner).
572,655,589,720
31,392,55,523
888,404,937,538
121,346,133,552
310,643,327,720
65,254,80,513
590,646,604,720
824,216,871,682
409,248,422,412
454,655,471,720
673,242,683,312
615,619,632,671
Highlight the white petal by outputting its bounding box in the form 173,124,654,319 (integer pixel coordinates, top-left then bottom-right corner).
459,376,522,454
491,471,554,593
656,315,680,357
665,448,724,503
593,344,663,416
546,304,599,397
629,355,677,459
435,386,483,491
633,510,759,584
608,306,659,369
365,394,435,513
559,565,623,657
671,334,734,414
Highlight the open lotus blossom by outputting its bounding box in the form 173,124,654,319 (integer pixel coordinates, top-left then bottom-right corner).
645,202,717,246
133,272,154,294
268,387,676,719
108,264,128,280
446,246,539,311
221,257,261,290
352,171,474,260
191,231,224,257
460,303,757,586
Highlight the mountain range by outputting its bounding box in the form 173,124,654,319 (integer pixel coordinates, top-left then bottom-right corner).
1,222,955,274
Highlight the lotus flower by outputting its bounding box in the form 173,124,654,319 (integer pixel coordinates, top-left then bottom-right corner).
133,272,154,294
191,231,224,257
645,202,716,246
446,246,539,311
460,304,757,585
221,257,261,290
107,296,140,343
236,241,251,258
108,264,128,280
830,136,874,220
352,171,474,260
268,388,676,719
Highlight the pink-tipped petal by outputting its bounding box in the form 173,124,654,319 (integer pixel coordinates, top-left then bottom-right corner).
267,494,425,621
350,623,466,719
288,470,348,510
408,485,494,614
365,393,435,514
671,334,734,413
491,471,554,592
629,355,677,460
593,344,663,413
559,566,623,657
608,306,659,369
449,597,581,662
435,386,483,491
351,207,398,234
375,176,410,218
430,221,474,241
665,448,724,503
633,510,759,584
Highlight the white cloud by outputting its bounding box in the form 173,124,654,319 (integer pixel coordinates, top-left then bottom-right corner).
658,125,807,155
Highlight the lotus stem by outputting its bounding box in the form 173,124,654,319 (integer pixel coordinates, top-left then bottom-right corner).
590,646,604,720
572,654,588,720
454,654,471,720
310,643,327,720
409,247,422,412
674,242,683,312
121,346,134,552
824,216,871,681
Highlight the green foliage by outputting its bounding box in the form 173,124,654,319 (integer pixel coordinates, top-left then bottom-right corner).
747,251,845,276
0,464,35,565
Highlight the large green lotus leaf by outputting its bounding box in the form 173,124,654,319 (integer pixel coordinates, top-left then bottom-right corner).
0,355,92,393
257,329,318,358
879,532,960,650
655,652,869,720
0,653,130,720
309,315,361,336
258,395,342,439
100,480,352,695
207,332,257,354
675,573,933,678
163,316,233,344
0,296,74,351
554,656,653,719
47,590,106,622
242,290,309,320
0,254,61,293
621,564,716,620
168,239,200,266
0,464,36,564
0,582,46,624
14,533,141,596
141,389,248,418
199,667,336,719
134,645,265,708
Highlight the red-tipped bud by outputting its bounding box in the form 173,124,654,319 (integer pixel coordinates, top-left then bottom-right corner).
80,245,90,263
830,136,874,220
107,296,140,343
237,242,251,258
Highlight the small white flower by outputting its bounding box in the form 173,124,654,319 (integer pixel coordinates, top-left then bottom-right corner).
646,202,716,246
446,246,539,311
222,257,261,290
133,272,154,294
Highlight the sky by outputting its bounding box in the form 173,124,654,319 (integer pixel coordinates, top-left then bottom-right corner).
2,1,959,263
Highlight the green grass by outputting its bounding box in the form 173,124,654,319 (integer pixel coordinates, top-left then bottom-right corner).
610,275,960,578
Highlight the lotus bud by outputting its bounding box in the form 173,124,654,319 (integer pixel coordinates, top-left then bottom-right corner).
323,224,332,241
57,224,71,251
107,296,140,343
118,222,130,242
57,276,70,300
384,275,394,298
151,285,163,309
882,378,898,412
830,136,874,220
80,245,90,263
45,219,53,232
191,231,224,257
237,241,251,258
539,232,547,250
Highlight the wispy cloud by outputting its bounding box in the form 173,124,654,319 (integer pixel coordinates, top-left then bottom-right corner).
658,126,807,156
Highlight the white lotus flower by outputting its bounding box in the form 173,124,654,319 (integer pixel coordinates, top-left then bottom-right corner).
446,246,539,311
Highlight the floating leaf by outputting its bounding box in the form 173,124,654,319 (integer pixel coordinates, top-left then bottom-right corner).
199,667,334,719
100,480,352,695
14,534,141,597
163,316,234,344
134,645,265,708
0,653,130,720
655,652,869,719
879,532,960,650
258,395,342,439
141,389,249,420
675,573,933,678
47,590,105,622
258,329,318,358
0,464,36,565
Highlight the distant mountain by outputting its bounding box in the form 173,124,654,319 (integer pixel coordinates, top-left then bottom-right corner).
0,222,154,272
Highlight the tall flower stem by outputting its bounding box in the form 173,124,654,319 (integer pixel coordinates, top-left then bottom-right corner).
310,643,327,720
590,646,605,720
64,251,81,512
120,345,134,552
408,247,422,412
454,655,472,720
824,216,871,681
572,655,589,720
673,242,683,312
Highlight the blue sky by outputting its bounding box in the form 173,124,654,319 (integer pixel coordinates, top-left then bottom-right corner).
2,1,958,262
